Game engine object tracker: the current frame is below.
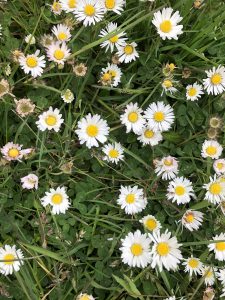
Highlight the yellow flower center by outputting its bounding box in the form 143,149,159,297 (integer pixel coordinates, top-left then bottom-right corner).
108,149,119,158
211,73,222,85
3,254,15,265
68,0,76,8
102,73,111,82
130,243,143,256
145,218,157,231
163,79,173,88
217,162,224,170
51,193,63,204
125,194,135,204
206,146,217,156
86,125,98,137
124,45,134,55
169,63,175,71
80,296,90,300
128,112,138,123
58,32,67,41
153,111,165,122
105,0,115,9
164,158,173,166
175,186,185,196
109,35,119,43
54,49,65,60
188,258,199,268
52,1,62,12
84,4,95,16
8,148,20,158
109,70,116,77
160,20,172,33
157,242,170,256
26,57,38,68
216,242,225,251
144,130,154,139
209,182,222,195
185,213,194,223
45,115,57,126
188,87,197,97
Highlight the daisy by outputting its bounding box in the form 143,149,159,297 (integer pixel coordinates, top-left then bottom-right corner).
120,102,145,134
201,140,223,159
181,209,204,231
36,107,64,132
61,89,74,103
144,101,175,132
47,42,71,65
154,156,179,180
76,294,95,300
21,174,38,190
183,256,203,276
203,175,225,204
149,230,183,271
24,34,36,45
51,1,63,15
152,7,183,40
140,215,161,233
41,186,70,215
75,114,109,148
166,176,195,205
102,142,124,164
201,266,217,286
213,159,225,175
162,79,177,94
100,63,122,87
74,0,105,27
186,82,204,101
59,0,77,12
117,185,147,215
52,24,71,43
208,233,225,261
19,50,46,78
116,42,139,63
99,22,127,52
120,230,151,268
0,245,24,276
203,65,225,95
101,0,125,14
1,142,32,162
216,268,225,286
137,126,163,146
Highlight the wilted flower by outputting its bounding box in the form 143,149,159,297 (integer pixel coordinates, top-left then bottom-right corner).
73,63,87,77
15,98,35,117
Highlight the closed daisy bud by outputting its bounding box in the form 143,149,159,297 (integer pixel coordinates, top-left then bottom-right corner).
167,176,195,205
186,82,204,101
203,65,225,95
116,42,139,63
36,107,64,132
73,63,87,77
0,245,24,276
120,230,152,268
102,142,124,164
24,34,36,45
15,98,35,117
201,266,217,286
208,233,225,261
183,256,203,276
154,156,179,180
120,102,145,134
201,140,223,159
21,174,38,190
76,293,95,300
209,116,222,129
203,175,225,204
140,215,162,233
181,209,204,231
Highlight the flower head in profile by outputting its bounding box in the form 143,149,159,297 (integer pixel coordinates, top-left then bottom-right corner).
100,63,122,87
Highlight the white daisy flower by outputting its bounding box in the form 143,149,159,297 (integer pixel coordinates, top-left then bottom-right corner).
201,266,217,286
181,209,204,231
41,186,70,215
120,102,145,134
102,142,124,164
166,176,195,205
152,7,183,40
186,82,204,101
100,63,122,87
120,230,151,268
140,215,162,233
117,185,147,215
137,126,163,146
162,79,177,94
144,101,175,132
47,41,71,65
203,65,225,95
183,256,203,276
74,0,105,27
51,1,63,15
203,175,225,204
75,114,109,149
76,293,95,300
116,42,139,63
1,142,32,162
213,159,225,175
61,89,74,103
25,34,36,45
208,233,225,261
52,24,71,43
101,0,125,14
36,107,64,132
59,0,77,12
149,230,183,271
201,140,223,160
154,156,179,180
216,269,225,286
0,245,24,276
19,50,46,78
99,22,127,52
21,174,38,190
